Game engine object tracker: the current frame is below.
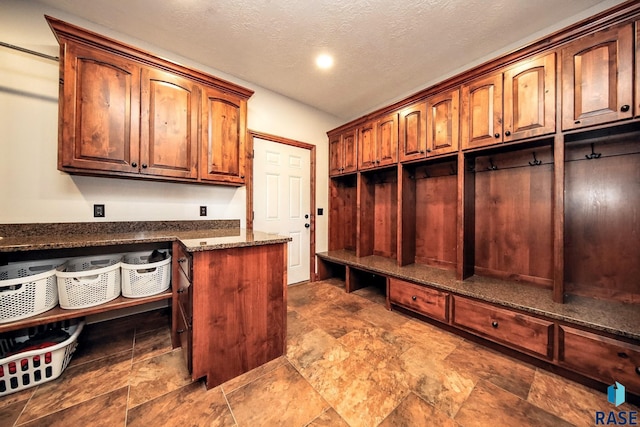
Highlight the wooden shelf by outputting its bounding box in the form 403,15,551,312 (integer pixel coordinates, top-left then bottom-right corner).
0,290,172,334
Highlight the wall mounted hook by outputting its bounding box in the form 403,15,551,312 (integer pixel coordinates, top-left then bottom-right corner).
585,143,601,160
529,151,542,166
487,158,498,170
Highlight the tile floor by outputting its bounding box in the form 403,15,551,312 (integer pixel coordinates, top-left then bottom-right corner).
1,279,637,426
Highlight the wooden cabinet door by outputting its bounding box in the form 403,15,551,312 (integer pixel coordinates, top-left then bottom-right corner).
399,103,427,162
427,88,459,155
376,113,398,166
562,23,633,130
503,53,556,142
140,67,199,179
59,43,140,173
461,72,503,150
342,129,358,173
358,121,377,170
329,134,343,176
200,87,247,185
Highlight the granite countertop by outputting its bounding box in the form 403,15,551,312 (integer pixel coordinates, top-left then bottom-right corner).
317,250,640,341
0,221,290,253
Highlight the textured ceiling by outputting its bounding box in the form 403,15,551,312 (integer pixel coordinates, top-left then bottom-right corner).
35,0,623,120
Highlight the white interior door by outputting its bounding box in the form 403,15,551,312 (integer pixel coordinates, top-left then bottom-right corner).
253,138,311,284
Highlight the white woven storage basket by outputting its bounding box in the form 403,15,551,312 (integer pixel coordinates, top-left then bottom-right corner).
0,259,66,323
0,320,84,396
120,251,171,298
55,255,122,309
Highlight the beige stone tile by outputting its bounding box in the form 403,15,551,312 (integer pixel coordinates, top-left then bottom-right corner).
455,379,572,427
337,327,409,367
287,309,317,341
19,386,128,427
400,345,475,418
305,352,410,427
393,318,464,350
352,304,411,331
226,362,328,426
445,340,536,399
287,328,350,376
132,326,173,363
221,356,288,394
307,304,375,339
306,408,350,426
18,350,132,423
128,349,192,408
379,392,459,427
527,369,639,427
127,382,235,427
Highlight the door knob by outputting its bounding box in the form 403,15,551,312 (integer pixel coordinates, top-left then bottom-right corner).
305,214,309,219
304,223,310,228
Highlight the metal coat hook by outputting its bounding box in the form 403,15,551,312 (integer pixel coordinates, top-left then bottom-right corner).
585,143,601,160
487,158,498,170
529,151,542,166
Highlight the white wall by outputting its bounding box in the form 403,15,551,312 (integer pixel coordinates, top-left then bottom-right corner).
0,0,341,253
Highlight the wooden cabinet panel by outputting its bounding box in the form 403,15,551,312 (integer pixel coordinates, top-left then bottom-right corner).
177,297,192,373
329,129,358,176
399,103,427,161
376,113,398,166
503,53,556,141
427,88,460,155
559,326,640,394
562,23,633,130
358,122,377,170
461,73,503,150
140,68,199,179
389,278,448,322
452,296,553,359
59,43,140,173
200,88,246,184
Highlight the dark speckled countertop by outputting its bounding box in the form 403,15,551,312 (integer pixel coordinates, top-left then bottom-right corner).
0,220,290,253
317,250,640,341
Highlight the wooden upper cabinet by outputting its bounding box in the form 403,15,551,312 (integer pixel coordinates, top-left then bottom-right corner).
48,16,253,186
358,121,377,170
140,67,199,180
59,42,140,173
461,73,503,150
427,88,460,155
329,129,357,176
359,114,398,170
562,23,633,130
376,113,398,166
200,88,247,185
399,103,427,162
503,53,556,141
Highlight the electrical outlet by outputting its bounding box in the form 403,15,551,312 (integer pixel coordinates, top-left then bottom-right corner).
200,206,207,216
93,204,105,218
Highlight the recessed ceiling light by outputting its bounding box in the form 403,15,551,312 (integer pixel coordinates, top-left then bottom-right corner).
316,54,334,69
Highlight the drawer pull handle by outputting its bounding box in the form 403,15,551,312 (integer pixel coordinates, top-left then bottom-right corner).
618,352,629,359
491,321,498,328
636,366,640,376
411,295,417,301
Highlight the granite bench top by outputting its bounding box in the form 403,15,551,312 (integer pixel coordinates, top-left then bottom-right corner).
0,221,290,253
317,250,640,341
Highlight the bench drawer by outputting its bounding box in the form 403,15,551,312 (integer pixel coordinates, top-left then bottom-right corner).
559,325,640,394
452,296,553,359
389,278,449,322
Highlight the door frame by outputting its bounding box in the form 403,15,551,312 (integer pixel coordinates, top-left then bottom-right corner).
247,130,317,282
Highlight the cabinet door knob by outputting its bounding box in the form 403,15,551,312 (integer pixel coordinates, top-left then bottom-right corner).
142,163,148,169
494,133,500,138
304,223,310,228
491,321,498,328
131,162,138,168
411,295,417,301
635,366,640,376
419,150,425,154
426,148,432,153
621,104,630,112
240,175,245,179
505,130,511,136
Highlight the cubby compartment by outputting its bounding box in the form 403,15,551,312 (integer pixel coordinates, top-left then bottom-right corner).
464,143,554,287
400,159,458,270
358,167,397,259
564,127,640,303
329,174,357,252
